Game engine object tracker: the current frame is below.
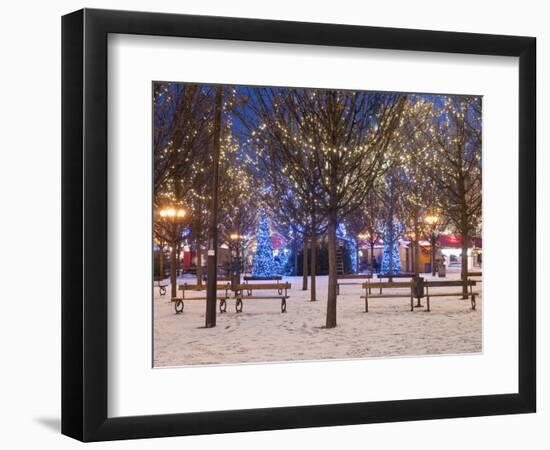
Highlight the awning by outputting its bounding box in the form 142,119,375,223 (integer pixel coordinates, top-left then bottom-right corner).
439,235,482,249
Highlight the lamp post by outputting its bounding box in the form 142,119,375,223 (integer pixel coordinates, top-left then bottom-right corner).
425,214,441,277
158,206,186,298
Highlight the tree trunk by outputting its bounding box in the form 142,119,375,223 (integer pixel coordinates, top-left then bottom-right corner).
293,237,298,276
310,234,317,301
414,241,420,275
356,239,360,273
302,237,308,290
196,239,203,285
176,241,181,276
409,242,414,273
159,241,164,279
387,208,395,279
326,210,338,328
370,242,375,273
431,236,437,276
461,232,469,298
205,85,223,328
414,240,423,307
170,242,177,298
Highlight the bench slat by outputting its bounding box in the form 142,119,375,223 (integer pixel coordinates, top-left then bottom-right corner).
178,284,230,291
362,282,414,288
234,283,291,290
337,274,373,279
425,293,472,297
377,273,415,278
243,276,282,282
425,281,476,287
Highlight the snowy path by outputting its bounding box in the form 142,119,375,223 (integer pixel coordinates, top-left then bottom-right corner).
153,269,482,367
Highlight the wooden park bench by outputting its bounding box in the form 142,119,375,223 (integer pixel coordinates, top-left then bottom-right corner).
243,275,283,295
171,283,231,314
233,282,291,313
360,281,416,312
424,280,478,312
336,273,374,295
375,273,416,293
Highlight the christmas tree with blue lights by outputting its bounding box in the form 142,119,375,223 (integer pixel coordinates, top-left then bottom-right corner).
252,212,276,277
381,219,401,274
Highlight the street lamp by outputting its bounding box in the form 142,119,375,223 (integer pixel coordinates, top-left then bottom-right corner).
159,207,186,219
424,213,441,276
158,206,186,298
425,214,439,226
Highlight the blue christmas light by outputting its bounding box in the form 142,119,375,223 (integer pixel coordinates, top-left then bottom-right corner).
380,221,401,274
274,248,290,275
252,212,276,277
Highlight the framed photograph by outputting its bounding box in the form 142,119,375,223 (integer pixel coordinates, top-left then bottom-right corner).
62,8,536,441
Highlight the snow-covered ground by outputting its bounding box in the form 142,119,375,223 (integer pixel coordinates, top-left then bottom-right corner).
153,268,482,367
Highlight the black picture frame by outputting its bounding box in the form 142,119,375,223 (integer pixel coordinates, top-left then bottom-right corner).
62,8,536,442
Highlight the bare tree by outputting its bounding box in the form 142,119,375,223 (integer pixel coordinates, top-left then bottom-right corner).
153,83,216,295
245,87,407,327
218,160,259,275
426,96,482,296
153,83,214,196
237,87,322,298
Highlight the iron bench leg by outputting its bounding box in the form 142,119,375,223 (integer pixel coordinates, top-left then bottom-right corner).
235,298,243,313
281,287,288,313
426,294,431,312
471,293,476,310
174,299,184,314
219,298,227,313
